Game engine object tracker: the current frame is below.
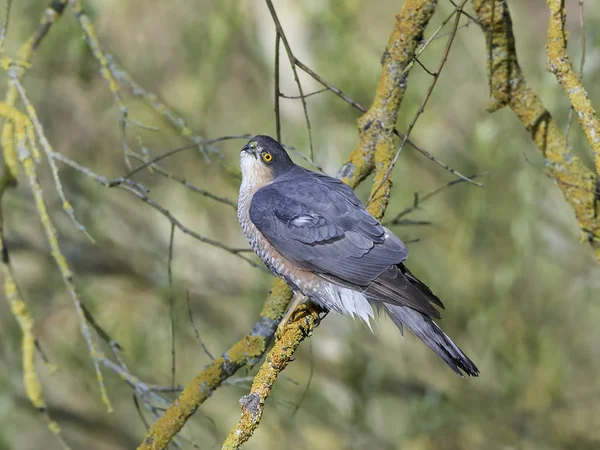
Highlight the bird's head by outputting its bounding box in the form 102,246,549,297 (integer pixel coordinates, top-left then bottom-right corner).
240,135,295,187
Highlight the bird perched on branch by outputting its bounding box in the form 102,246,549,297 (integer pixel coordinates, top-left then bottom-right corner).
238,135,479,377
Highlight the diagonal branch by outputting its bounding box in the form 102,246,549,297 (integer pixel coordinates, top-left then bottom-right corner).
546,0,600,176
472,0,600,260
137,279,293,450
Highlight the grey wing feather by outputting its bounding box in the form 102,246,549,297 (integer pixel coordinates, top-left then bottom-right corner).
249,166,441,318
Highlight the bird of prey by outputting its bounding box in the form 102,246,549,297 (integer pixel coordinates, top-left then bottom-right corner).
238,135,479,377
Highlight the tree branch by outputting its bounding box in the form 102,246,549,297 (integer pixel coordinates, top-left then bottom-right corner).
472,0,600,259
546,0,600,176
137,279,293,450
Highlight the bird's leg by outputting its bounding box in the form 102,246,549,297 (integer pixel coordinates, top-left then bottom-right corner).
276,292,305,338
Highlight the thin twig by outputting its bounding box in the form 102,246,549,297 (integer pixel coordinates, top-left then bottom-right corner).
70,0,136,168
274,33,281,142
384,172,488,226
265,0,314,159
11,76,95,242
294,60,481,187
291,339,314,418
282,144,326,174
280,88,328,99
138,280,295,450
168,224,176,390
368,1,469,206
105,53,215,160
186,292,214,360
0,0,13,52
127,151,237,209
52,152,264,269
123,134,252,180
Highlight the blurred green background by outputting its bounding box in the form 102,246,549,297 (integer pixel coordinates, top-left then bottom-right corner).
1,1,600,449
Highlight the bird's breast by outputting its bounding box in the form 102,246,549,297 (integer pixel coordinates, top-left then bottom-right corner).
238,184,317,292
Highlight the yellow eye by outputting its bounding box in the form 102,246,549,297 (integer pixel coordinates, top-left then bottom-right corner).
262,152,273,163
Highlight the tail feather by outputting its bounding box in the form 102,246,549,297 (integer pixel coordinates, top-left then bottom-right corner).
384,303,479,377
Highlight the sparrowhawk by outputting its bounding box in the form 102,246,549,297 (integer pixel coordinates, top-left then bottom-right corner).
238,135,479,377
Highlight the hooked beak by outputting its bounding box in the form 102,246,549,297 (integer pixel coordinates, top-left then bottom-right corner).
242,143,256,157
242,143,254,155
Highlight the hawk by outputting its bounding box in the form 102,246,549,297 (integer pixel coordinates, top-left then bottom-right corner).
238,135,479,377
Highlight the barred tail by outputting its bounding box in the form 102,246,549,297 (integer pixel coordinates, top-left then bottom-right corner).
384,303,479,377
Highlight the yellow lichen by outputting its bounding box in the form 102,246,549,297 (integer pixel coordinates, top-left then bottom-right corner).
259,278,293,320
473,0,600,260
546,0,600,176
340,0,437,216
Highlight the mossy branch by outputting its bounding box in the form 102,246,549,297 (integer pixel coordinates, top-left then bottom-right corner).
137,279,294,450
545,0,600,176
472,0,600,260
337,0,438,199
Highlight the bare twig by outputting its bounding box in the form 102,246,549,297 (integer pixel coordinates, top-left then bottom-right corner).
168,224,176,389
70,0,136,168
0,0,12,52
123,134,252,179
186,292,214,360
280,88,328,100
384,172,488,226
291,340,314,418
294,54,480,187
105,54,215,160
265,0,314,159
274,33,281,142
368,1,468,207
282,144,326,174
51,153,260,268
128,151,237,209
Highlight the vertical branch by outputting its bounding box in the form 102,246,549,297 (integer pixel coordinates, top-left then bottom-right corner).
564,0,586,149
265,0,314,159
472,0,600,258
367,1,467,214
167,224,176,389
1,0,68,183
273,34,282,142
546,0,600,176
69,0,133,168
0,0,13,52
12,77,94,241
221,304,321,450
0,101,114,413
337,0,437,204
0,189,43,412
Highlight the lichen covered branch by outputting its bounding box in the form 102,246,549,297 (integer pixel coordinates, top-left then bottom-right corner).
337,0,438,201
545,0,600,175
137,279,293,450
472,0,600,259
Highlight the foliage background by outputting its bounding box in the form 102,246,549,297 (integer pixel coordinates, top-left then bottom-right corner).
1,0,600,449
